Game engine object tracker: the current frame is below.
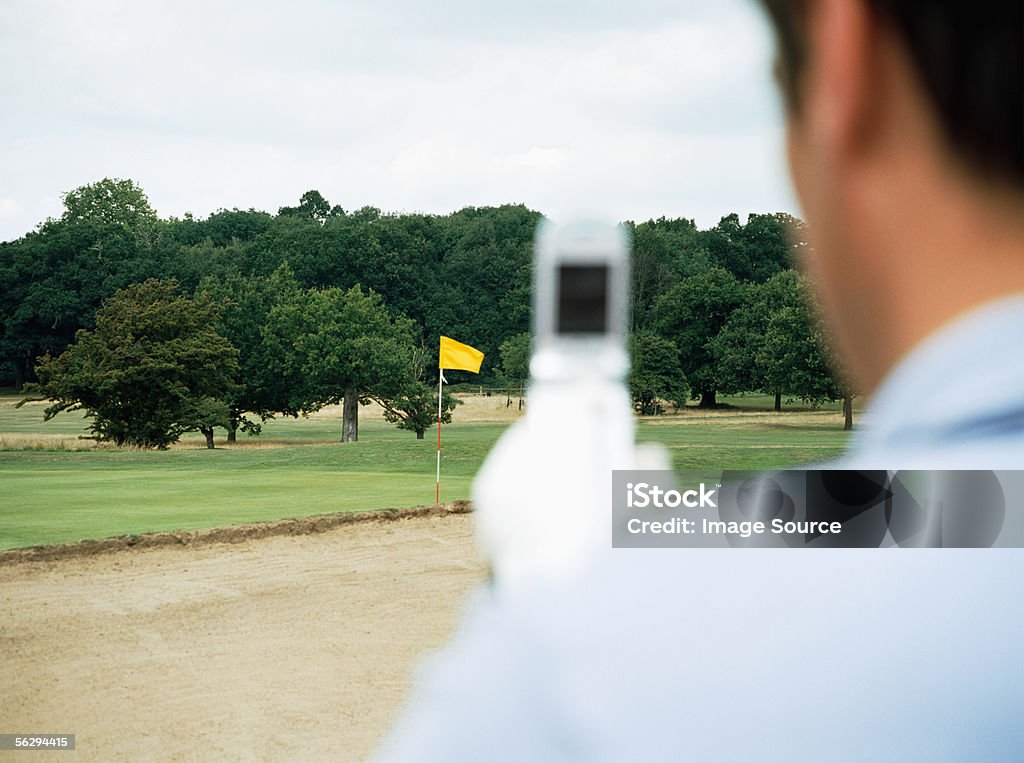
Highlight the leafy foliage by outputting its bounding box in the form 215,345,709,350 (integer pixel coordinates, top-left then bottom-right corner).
369,345,461,438
376,383,460,439
629,333,689,415
651,267,746,407
711,270,842,407
278,190,332,224
1,179,856,430
496,332,531,384
261,284,417,441
196,263,303,438
21,280,238,448
627,216,704,331
0,178,161,388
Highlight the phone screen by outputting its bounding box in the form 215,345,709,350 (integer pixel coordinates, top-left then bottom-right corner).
557,264,608,334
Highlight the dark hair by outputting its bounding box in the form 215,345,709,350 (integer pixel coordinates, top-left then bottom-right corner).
759,0,1024,188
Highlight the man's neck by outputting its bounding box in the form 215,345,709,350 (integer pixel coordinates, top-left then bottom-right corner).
846,152,1024,393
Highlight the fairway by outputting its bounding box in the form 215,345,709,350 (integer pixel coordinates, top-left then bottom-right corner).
0,393,854,550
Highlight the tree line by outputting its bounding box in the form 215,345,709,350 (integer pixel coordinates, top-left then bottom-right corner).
1,178,853,448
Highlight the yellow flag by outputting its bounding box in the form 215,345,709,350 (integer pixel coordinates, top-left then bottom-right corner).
439,336,484,372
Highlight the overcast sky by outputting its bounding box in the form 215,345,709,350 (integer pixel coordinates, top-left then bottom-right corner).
0,0,799,242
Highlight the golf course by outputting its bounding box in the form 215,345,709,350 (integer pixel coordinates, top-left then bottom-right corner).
0,392,853,551
1,392,855,761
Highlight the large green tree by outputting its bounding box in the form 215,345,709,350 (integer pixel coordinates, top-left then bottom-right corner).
261,285,416,442
433,205,539,373
651,267,745,408
278,190,332,224
701,212,798,283
20,279,238,449
627,216,706,331
711,270,849,418
196,264,303,441
0,178,160,389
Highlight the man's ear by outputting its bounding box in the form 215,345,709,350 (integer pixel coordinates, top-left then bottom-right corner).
803,0,878,166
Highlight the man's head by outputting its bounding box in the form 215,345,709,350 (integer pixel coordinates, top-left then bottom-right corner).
759,0,1024,392
762,0,1023,187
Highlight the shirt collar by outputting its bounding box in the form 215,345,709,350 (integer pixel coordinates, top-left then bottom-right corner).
851,293,1024,452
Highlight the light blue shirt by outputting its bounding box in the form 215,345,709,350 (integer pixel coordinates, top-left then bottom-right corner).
844,295,1024,468
374,297,1024,762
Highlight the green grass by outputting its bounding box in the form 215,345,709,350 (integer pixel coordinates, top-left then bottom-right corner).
0,394,853,550
637,420,852,472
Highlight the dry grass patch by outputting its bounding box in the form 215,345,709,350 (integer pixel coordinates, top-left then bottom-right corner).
640,408,845,429
0,433,113,451
301,395,525,424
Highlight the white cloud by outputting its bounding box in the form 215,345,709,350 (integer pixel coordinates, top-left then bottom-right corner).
0,0,799,241
0,198,26,219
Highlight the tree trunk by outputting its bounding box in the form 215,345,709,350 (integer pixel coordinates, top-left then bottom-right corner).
227,413,238,444
699,389,717,409
342,384,359,442
774,390,782,412
17,355,35,390
200,426,215,449
843,392,854,431
416,429,425,440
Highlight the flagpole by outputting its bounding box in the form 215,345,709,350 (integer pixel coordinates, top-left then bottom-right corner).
435,336,483,505
436,367,443,504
